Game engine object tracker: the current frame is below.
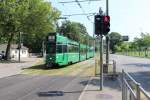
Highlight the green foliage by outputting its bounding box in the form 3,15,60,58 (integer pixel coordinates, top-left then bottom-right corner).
129,33,150,50
0,0,60,56
109,32,122,53
0,0,32,59
120,42,129,51
22,0,60,52
114,45,121,52
59,21,90,44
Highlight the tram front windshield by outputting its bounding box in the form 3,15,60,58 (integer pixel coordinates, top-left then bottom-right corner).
46,43,56,54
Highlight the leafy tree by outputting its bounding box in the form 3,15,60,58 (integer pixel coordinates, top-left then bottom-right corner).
0,0,30,59
0,0,60,59
114,45,121,52
59,21,89,44
22,1,60,53
120,42,129,51
109,32,122,53
129,33,150,50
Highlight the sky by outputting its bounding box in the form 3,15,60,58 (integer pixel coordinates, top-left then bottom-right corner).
50,0,150,41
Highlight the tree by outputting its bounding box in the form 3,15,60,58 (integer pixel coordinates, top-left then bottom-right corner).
59,21,88,43
0,0,31,59
0,0,60,59
109,32,122,53
129,33,150,50
120,42,129,51
22,1,60,53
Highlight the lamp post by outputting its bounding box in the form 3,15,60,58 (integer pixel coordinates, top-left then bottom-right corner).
18,32,22,62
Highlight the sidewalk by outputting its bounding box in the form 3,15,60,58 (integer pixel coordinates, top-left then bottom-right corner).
79,76,122,100
0,57,42,78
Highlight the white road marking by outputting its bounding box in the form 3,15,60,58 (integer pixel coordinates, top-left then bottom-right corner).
78,77,92,100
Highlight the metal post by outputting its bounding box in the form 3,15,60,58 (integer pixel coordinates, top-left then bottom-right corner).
42,41,45,57
136,83,141,100
94,35,96,76
106,0,109,71
106,35,109,71
145,49,146,57
113,60,116,74
106,0,109,15
100,35,103,90
18,32,21,62
125,84,127,100
122,70,125,100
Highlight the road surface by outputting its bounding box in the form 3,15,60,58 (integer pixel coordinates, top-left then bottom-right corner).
0,59,95,100
0,75,90,100
111,54,150,93
0,57,41,78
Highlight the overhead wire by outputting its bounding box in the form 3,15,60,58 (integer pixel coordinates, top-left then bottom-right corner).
59,0,101,3
74,0,93,23
59,0,101,23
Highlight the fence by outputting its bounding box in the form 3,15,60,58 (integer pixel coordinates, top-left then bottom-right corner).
120,50,150,58
95,58,117,76
122,70,150,100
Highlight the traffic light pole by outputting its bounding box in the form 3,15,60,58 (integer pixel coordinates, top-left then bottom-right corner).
100,35,103,90
106,0,109,69
106,0,109,15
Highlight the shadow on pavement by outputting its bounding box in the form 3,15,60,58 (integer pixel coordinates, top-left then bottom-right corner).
37,91,64,97
37,90,99,97
0,60,26,63
124,63,150,68
79,76,121,91
129,71,150,93
22,64,46,70
22,64,67,70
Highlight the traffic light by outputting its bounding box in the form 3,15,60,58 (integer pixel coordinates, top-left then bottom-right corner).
94,15,103,35
103,15,110,35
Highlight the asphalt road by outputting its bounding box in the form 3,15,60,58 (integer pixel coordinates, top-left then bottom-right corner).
110,54,150,93
0,74,90,100
3,54,150,100
0,58,95,100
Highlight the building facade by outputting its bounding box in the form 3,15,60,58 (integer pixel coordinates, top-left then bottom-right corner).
0,44,29,59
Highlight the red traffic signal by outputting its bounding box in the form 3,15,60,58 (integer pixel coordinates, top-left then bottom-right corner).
103,16,110,35
103,16,110,23
94,15,110,36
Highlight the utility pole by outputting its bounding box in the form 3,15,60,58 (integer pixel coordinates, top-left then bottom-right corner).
98,8,104,90
42,41,45,57
106,0,109,15
106,0,109,70
18,32,21,62
106,35,109,71
100,35,103,90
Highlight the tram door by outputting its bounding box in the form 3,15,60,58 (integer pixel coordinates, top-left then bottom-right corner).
62,44,67,64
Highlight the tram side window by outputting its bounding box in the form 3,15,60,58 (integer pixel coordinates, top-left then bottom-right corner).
90,48,93,52
81,47,86,54
68,45,79,53
56,45,63,53
56,45,67,53
75,46,79,52
68,45,72,52
62,45,67,53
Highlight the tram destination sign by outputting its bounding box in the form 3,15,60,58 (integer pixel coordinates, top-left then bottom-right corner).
48,36,55,42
